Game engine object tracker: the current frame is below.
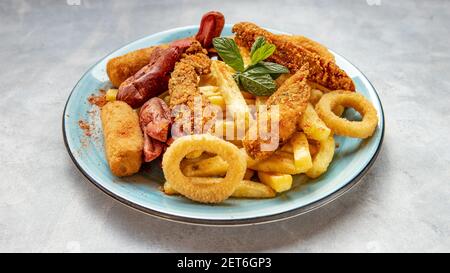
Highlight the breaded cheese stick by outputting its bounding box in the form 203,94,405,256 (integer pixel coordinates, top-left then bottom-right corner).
100,101,144,176
106,45,167,87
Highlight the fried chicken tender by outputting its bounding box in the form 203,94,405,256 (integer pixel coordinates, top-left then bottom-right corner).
232,22,355,91
169,42,213,136
169,43,211,107
243,65,311,160
282,35,335,62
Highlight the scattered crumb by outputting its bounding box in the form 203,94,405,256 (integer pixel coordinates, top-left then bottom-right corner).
76,88,110,152
88,90,107,107
87,108,102,145
78,119,91,137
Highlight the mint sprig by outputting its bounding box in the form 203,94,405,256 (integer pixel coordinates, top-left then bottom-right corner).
213,36,289,96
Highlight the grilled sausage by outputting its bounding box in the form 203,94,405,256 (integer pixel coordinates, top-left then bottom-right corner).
117,47,182,108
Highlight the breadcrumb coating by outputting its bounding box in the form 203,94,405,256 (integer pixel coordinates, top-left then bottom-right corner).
243,65,311,160
232,22,355,91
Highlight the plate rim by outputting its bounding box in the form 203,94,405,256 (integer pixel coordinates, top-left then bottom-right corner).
62,25,385,227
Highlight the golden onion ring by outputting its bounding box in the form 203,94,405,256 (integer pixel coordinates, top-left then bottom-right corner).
162,134,247,203
315,91,378,138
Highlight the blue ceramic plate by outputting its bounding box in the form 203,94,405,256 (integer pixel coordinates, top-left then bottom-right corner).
63,25,384,226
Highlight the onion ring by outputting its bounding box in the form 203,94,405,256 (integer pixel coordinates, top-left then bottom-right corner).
162,134,247,203
315,90,378,138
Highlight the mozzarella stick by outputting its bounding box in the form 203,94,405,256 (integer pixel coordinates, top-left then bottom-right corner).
100,101,144,177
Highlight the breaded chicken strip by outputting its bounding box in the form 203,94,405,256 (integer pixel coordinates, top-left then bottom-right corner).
232,22,355,91
243,65,311,160
169,43,211,107
282,35,335,62
169,42,213,136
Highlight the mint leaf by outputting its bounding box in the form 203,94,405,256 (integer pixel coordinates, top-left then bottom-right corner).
250,36,266,56
213,37,245,72
247,62,290,75
238,72,276,96
250,43,276,65
245,62,289,80
257,61,290,74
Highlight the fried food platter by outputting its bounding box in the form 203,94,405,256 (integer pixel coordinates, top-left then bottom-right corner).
63,13,384,226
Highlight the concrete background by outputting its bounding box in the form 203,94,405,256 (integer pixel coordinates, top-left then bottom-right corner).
1,0,449,252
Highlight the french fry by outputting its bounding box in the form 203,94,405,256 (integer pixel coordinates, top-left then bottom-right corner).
181,155,228,177
244,141,310,175
199,85,220,97
307,80,332,93
163,180,276,198
106,89,118,102
211,61,252,128
185,150,204,159
290,132,313,173
240,148,258,168
181,152,215,164
213,119,239,140
270,136,313,173
248,151,297,174
232,180,276,198
208,95,226,110
306,135,335,179
299,103,331,141
180,156,255,181
309,141,320,158
258,172,293,193
279,142,293,153
199,73,217,87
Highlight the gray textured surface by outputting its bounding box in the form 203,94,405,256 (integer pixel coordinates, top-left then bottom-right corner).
1,0,449,253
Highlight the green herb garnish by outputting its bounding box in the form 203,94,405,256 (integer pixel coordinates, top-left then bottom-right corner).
212,37,245,72
237,72,276,96
213,36,289,96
